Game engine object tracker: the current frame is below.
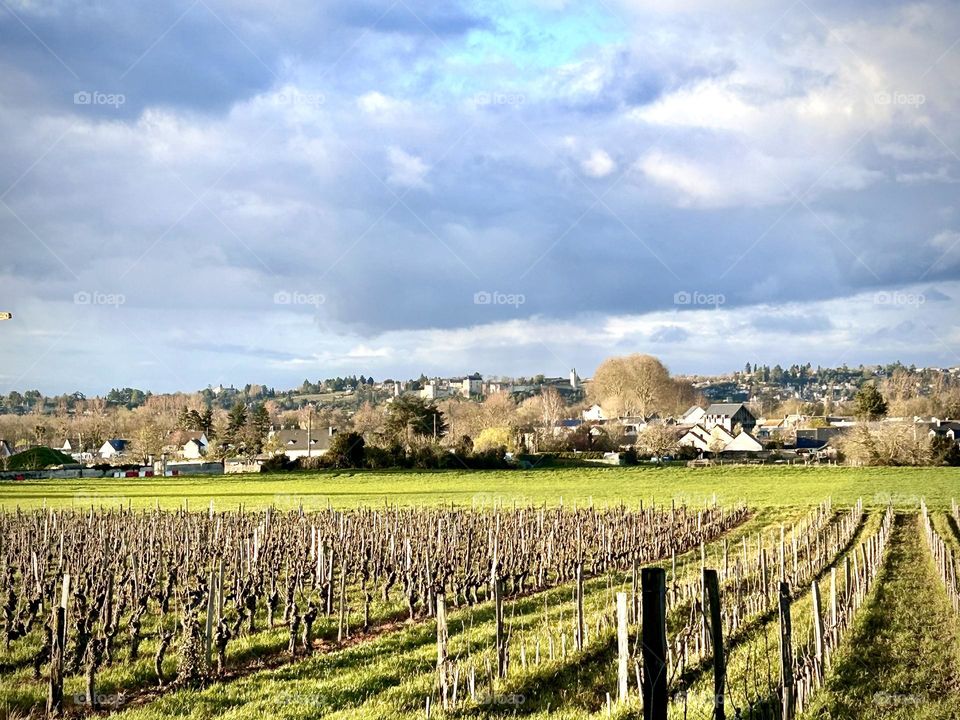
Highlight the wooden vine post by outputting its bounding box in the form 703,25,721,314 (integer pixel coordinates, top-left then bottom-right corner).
779,581,794,720
575,562,585,651
640,568,667,720
704,569,725,720
436,594,450,709
46,574,71,717
616,592,629,704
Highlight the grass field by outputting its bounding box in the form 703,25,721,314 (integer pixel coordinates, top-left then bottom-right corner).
4,466,960,719
2,465,960,511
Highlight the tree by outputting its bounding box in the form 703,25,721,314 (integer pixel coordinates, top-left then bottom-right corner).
637,425,679,461
326,432,366,468
133,421,165,463
473,426,515,453
854,384,888,421
536,387,566,433
590,354,684,418
226,402,248,444
385,397,446,443
250,403,271,437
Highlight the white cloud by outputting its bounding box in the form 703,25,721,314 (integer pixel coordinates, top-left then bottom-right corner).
637,151,724,206
386,146,431,189
581,149,616,178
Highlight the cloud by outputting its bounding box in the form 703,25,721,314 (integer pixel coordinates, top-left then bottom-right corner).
385,146,430,189
581,149,616,178
2,0,960,391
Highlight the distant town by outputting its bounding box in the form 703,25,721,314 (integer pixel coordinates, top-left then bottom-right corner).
1,357,959,477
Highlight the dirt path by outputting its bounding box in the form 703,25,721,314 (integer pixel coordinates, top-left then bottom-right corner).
805,512,960,719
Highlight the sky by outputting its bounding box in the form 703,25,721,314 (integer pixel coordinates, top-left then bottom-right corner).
0,0,959,394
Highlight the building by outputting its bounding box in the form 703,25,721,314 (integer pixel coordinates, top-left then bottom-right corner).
99,439,130,459
163,430,209,459
678,424,712,451
722,431,763,453
703,403,757,434
0,440,11,458
582,404,607,422
458,373,483,397
269,427,336,460
679,405,706,425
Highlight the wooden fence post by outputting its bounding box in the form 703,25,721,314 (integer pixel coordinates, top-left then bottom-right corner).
704,569,725,720
47,574,70,717
779,581,794,720
494,577,506,678
437,594,449,709
575,562,585,651
811,580,825,686
616,592,629,704
640,568,667,720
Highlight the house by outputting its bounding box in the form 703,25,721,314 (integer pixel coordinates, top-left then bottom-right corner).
0,440,11,458
703,403,757,434
582,404,607,422
99,439,129,459
755,418,784,440
57,437,95,462
929,420,960,447
183,438,207,459
678,425,712,452
796,427,841,449
420,380,451,401
457,373,483,398
163,430,209,459
269,428,336,460
679,405,706,425
722,431,763,453
709,425,736,449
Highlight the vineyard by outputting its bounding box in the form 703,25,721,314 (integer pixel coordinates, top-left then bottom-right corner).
2,469,960,719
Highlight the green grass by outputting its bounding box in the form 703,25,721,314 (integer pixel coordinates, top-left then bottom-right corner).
2,465,959,511
803,513,960,719
5,467,960,719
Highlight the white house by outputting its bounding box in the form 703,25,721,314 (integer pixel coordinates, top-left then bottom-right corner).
679,405,706,425
0,440,11,458
99,439,129,459
582,404,607,422
703,403,757,433
678,425,711,451
163,430,209,458
182,438,207,459
722,431,764,453
458,374,483,397
269,428,336,460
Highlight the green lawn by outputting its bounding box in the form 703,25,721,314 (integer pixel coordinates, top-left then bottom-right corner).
1,465,958,511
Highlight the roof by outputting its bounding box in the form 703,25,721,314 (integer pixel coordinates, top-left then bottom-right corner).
705,403,751,416
103,439,129,451
272,428,333,451
722,431,763,452
165,430,207,447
